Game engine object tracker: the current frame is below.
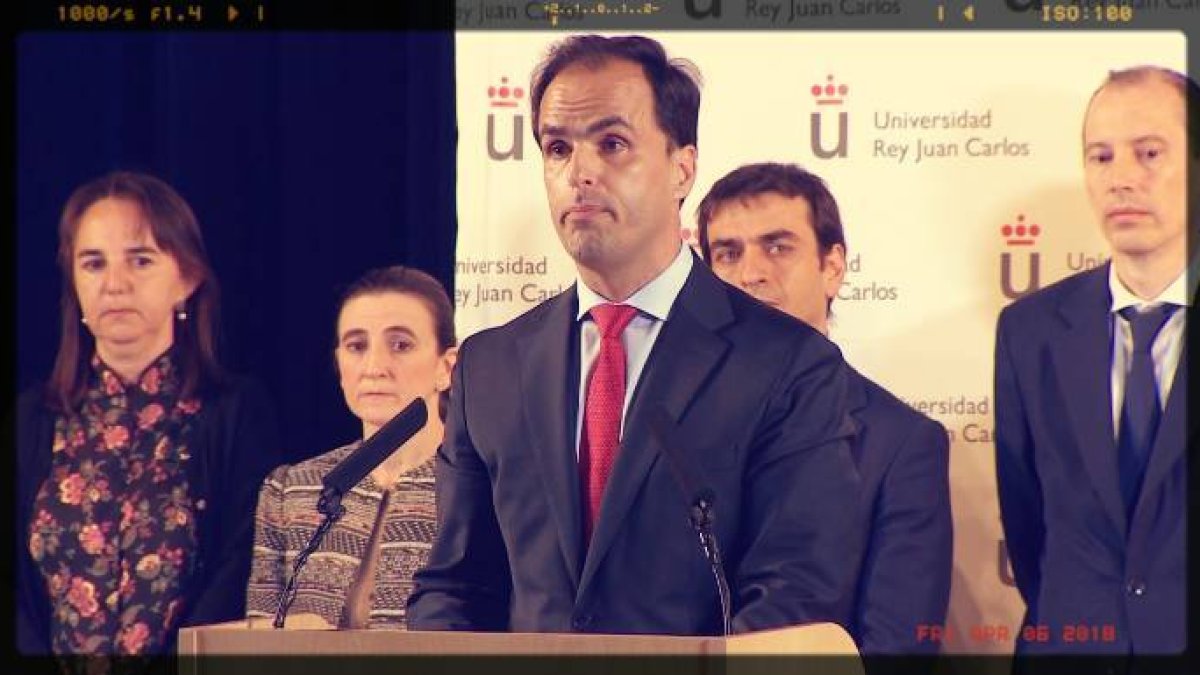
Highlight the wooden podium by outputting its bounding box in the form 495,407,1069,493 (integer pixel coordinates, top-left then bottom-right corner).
179,621,864,674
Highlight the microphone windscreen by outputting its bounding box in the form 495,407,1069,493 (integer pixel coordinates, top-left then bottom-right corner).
322,398,428,494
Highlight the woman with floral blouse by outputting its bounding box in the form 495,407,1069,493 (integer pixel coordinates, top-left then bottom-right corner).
15,171,281,662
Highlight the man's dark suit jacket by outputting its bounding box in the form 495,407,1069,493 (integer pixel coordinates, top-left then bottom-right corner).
845,368,951,656
995,262,1187,654
407,258,863,635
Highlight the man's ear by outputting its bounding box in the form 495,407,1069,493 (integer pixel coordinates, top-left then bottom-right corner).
821,243,847,302
670,144,698,203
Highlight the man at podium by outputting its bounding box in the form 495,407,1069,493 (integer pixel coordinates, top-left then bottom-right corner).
407,35,863,636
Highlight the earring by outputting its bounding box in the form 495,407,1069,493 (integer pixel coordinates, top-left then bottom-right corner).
175,305,188,322
81,315,88,325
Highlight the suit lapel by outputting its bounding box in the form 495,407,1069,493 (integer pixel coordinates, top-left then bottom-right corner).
1051,264,1126,535
577,262,733,598
516,287,585,588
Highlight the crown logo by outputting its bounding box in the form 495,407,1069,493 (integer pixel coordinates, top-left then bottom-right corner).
1001,214,1041,246
811,75,848,106
488,77,524,109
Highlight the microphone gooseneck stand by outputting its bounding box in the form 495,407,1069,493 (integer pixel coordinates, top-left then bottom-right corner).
649,405,733,637
690,492,732,636
272,487,347,628
272,398,428,628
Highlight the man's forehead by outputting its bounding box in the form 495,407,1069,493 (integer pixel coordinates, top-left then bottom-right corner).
1085,77,1186,131
540,60,650,115
714,193,812,223
710,193,815,238
551,57,647,88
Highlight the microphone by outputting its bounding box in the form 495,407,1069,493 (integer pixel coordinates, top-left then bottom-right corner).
273,398,428,628
322,397,429,498
648,405,733,636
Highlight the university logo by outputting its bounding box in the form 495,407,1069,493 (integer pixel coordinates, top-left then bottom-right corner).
999,213,1042,300
487,76,526,161
810,75,849,160
684,0,722,19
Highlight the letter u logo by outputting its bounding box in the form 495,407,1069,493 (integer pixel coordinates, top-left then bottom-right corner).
1000,252,1040,300
487,114,524,161
810,111,848,159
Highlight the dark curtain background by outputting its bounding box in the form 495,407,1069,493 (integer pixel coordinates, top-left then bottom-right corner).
16,32,457,463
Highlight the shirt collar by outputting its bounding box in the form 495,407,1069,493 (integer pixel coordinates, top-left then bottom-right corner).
1108,261,1190,314
90,348,177,395
576,242,693,322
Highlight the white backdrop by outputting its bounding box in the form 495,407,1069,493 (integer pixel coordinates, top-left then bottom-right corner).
453,31,1185,654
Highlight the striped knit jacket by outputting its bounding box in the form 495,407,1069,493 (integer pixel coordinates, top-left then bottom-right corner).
245,442,436,629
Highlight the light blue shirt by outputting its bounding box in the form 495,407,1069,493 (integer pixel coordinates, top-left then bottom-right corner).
574,242,693,456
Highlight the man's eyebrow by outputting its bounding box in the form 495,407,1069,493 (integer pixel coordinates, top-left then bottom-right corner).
585,116,633,135
709,236,743,250
540,123,567,139
1130,134,1169,145
1085,134,1168,152
755,230,800,244
540,115,633,140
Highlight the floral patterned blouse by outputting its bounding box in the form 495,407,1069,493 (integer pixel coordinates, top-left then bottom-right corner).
27,352,202,655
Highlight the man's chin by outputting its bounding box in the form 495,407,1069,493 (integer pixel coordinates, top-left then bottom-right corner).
1105,223,1161,248
561,233,608,266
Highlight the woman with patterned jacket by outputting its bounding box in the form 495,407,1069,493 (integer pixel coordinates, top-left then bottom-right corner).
245,266,455,629
16,171,282,661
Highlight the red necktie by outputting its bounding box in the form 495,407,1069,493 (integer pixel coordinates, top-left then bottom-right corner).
580,303,638,542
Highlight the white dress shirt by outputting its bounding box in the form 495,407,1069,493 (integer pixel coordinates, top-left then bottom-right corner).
574,242,693,456
1108,261,1193,438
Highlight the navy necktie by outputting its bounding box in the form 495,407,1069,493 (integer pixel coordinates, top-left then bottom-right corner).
1116,303,1178,517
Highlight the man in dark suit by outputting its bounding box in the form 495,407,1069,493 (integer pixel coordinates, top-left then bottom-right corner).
407,35,862,635
695,162,953,658
995,66,1195,656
